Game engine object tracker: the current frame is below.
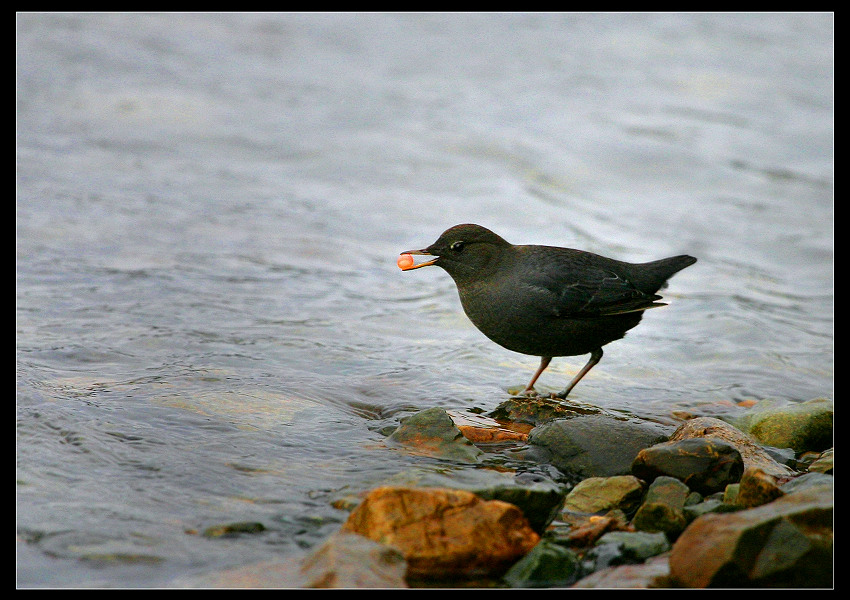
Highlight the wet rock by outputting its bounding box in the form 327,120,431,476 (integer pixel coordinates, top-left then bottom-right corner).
669,485,833,588
780,471,833,495
724,398,833,454
572,554,672,588
177,558,304,588
527,414,670,482
631,476,690,539
202,521,266,538
387,407,482,462
502,539,583,588
683,498,732,521
561,475,645,516
446,410,529,443
586,530,671,570
340,486,539,581
472,476,564,535
299,532,408,588
806,447,833,474
557,510,632,548
735,467,785,508
379,467,565,534
631,437,744,495
179,533,407,588
669,416,795,478
488,396,602,427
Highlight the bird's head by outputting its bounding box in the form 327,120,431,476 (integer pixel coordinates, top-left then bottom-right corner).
399,224,511,281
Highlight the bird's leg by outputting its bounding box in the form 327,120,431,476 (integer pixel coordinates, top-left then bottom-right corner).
521,356,552,397
554,348,603,399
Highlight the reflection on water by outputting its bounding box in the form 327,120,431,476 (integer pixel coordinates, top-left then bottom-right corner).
17,12,832,587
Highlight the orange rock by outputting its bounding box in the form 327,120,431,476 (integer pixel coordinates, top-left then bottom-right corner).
564,513,632,547
456,424,528,443
447,409,531,442
341,486,540,580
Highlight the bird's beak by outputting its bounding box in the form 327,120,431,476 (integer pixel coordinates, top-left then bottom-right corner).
399,249,438,271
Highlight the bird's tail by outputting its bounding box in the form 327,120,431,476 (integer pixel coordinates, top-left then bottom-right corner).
638,255,697,293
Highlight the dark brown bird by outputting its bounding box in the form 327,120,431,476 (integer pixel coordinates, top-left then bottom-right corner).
400,224,696,398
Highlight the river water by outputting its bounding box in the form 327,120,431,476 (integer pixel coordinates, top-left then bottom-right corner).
16,12,833,587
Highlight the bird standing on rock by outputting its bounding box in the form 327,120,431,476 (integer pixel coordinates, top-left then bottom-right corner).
399,224,696,398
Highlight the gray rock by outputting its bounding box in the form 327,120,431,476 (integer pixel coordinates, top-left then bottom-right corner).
528,414,670,482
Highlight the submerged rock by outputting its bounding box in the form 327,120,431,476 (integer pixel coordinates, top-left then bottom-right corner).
299,532,408,588
178,533,408,588
340,486,539,581
202,521,266,538
387,407,482,462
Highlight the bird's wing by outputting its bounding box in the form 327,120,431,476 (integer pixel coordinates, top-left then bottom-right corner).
520,258,664,318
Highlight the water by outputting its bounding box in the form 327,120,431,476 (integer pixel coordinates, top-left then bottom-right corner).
16,12,833,587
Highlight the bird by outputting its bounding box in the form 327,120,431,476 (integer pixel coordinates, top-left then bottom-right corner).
399,224,696,398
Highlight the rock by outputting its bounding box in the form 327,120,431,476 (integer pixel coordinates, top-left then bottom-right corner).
572,554,672,588
631,476,690,539
780,471,833,495
806,448,833,474
202,521,266,538
669,417,795,478
179,533,408,588
735,467,784,508
299,532,408,588
684,490,702,506
724,398,833,454
557,511,632,547
561,475,646,516
177,558,305,588
340,486,539,581
472,475,565,535
631,437,744,495
683,498,736,521
722,483,739,503
446,410,529,443
489,396,602,426
586,530,671,574
379,467,565,534
669,485,833,587
502,539,583,588
527,414,671,483
595,530,671,561
387,407,482,462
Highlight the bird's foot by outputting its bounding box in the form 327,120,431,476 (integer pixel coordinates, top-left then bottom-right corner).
519,387,539,398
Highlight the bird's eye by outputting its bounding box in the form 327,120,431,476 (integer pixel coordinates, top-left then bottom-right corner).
450,241,465,252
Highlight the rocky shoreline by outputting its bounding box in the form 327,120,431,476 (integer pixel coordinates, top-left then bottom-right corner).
186,396,833,588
